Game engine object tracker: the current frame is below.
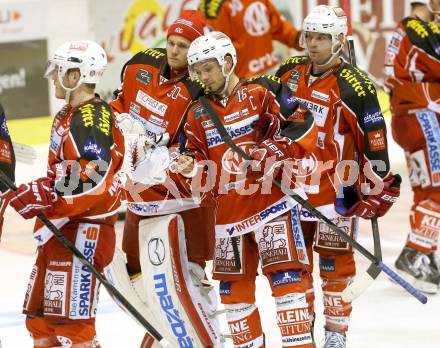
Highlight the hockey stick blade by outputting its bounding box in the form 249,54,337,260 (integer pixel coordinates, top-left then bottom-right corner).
342,218,382,302
0,169,170,346
342,263,381,302
12,142,37,164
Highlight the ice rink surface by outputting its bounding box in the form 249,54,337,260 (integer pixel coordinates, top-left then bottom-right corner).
1,124,439,348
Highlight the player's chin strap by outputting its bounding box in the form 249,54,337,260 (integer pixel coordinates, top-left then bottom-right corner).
339,0,384,303
197,95,428,304
58,72,82,104
0,170,171,347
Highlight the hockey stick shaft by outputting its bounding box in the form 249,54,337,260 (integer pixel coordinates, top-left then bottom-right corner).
341,0,356,66
339,0,386,302
270,180,426,304
0,170,170,346
198,96,426,303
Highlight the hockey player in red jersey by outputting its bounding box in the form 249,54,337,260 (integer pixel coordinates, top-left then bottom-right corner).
5,41,124,347
110,10,223,347
276,5,401,347
0,103,15,240
198,0,303,78
177,30,317,348
110,10,214,276
385,0,440,294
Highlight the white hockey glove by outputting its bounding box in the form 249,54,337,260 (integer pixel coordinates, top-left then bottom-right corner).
427,100,440,114
117,113,171,185
116,112,145,136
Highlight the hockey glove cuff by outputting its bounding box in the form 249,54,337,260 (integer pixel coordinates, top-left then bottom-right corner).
7,177,57,219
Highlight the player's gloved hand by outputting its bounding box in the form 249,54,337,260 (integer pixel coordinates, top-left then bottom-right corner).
247,134,294,181
7,177,57,219
335,174,401,219
253,112,280,144
115,112,145,136
173,153,197,178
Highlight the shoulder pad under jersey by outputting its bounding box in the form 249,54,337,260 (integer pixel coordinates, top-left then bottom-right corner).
199,0,226,19
71,100,114,152
336,64,378,118
119,48,166,82
243,74,282,93
182,77,207,101
402,17,440,60
275,56,309,78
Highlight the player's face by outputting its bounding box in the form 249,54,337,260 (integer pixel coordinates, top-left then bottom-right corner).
166,35,191,72
192,59,226,94
51,68,80,100
431,0,440,15
305,32,333,65
51,69,67,99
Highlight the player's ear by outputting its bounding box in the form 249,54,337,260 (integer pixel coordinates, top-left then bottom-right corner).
225,55,233,74
66,68,81,85
337,33,346,45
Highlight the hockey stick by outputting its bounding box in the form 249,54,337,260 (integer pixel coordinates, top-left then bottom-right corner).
0,170,170,347
12,142,37,164
339,0,385,302
198,96,427,304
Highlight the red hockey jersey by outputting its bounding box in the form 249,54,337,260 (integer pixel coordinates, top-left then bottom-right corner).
33,97,124,245
384,17,440,189
276,57,391,218
199,0,301,78
184,75,316,237
110,48,211,215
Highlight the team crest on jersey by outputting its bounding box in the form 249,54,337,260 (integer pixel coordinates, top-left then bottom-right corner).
221,141,255,174
136,69,153,85
292,153,319,178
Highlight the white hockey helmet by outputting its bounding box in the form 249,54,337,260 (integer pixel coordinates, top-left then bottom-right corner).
187,31,237,77
302,5,348,49
410,0,429,5
45,40,107,89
